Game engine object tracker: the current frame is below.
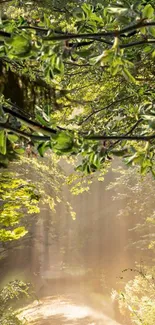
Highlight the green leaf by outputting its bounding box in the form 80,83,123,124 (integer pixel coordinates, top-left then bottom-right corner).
142,4,154,19
93,154,100,168
107,7,128,15
7,34,31,56
0,130,6,155
14,147,25,154
144,45,153,53
72,7,84,19
55,56,64,74
124,153,138,165
53,131,74,151
140,27,146,35
37,141,50,157
122,68,136,83
0,129,5,147
90,50,113,65
36,114,50,127
148,26,155,37
77,48,93,58
111,65,121,76
76,164,84,172
82,3,92,18
7,134,19,142
142,115,155,130
149,119,155,130
44,13,51,28
13,226,28,238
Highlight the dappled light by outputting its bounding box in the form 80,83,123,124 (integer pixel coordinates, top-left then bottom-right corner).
19,296,121,325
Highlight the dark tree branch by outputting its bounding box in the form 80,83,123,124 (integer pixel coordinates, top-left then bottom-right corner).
66,38,155,51
120,39,155,49
0,30,11,38
123,119,143,136
2,20,155,42
5,100,34,119
43,21,155,41
18,25,49,32
86,134,154,141
90,37,112,45
108,119,143,149
68,40,94,48
0,123,51,141
1,120,153,146
80,96,134,124
3,123,153,144
3,106,57,135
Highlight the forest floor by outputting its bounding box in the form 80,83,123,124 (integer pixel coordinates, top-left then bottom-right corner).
18,294,121,325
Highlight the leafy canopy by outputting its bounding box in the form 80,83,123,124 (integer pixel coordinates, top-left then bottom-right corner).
1,1,155,177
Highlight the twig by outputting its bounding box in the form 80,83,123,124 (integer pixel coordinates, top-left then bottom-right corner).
80,96,134,124
120,39,155,49
85,133,154,141
108,119,143,149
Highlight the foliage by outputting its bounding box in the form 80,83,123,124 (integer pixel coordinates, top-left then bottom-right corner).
0,279,31,325
0,1,155,177
0,151,79,243
112,267,155,325
106,165,155,255
0,170,40,241
19,154,78,218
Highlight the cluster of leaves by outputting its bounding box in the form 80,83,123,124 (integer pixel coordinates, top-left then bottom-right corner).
0,147,80,244
0,171,40,241
19,154,78,218
112,267,155,325
3,1,155,81
0,280,31,325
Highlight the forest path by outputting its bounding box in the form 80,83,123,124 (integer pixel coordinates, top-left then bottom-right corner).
19,294,122,325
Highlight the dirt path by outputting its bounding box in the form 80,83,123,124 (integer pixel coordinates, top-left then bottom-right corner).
19,295,122,325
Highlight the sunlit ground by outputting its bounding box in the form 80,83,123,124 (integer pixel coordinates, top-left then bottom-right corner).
18,295,121,325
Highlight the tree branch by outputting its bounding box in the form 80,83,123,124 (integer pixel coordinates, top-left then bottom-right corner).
0,123,51,141
0,31,11,38
3,106,57,135
108,119,143,149
3,20,155,42
80,96,134,124
120,39,155,49
87,37,112,45
85,133,154,141
43,21,155,41
68,38,155,50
